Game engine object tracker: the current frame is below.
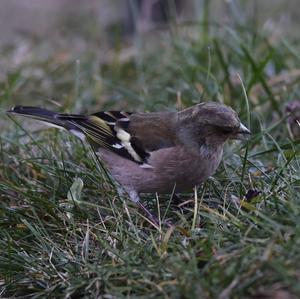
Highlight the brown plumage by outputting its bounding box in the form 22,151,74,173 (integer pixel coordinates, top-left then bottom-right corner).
7,102,251,223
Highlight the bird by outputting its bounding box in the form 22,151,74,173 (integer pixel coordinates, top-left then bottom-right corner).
7,102,251,223
286,100,300,140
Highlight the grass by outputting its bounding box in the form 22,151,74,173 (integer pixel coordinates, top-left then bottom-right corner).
1,2,300,298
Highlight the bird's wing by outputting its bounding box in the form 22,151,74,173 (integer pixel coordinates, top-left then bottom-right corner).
58,111,176,165
126,112,176,152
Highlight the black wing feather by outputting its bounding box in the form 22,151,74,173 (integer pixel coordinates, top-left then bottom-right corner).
8,105,149,165
58,111,149,164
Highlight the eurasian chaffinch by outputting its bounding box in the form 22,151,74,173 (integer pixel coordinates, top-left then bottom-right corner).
286,100,300,140
7,102,251,223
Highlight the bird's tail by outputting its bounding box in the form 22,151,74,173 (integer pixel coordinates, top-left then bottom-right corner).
7,106,86,140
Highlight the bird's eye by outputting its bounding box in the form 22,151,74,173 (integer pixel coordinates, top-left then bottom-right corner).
220,127,233,134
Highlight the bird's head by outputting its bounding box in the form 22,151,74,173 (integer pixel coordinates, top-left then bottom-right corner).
177,102,251,148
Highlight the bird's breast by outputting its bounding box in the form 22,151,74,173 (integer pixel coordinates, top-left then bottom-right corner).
147,145,223,192
98,145,223,194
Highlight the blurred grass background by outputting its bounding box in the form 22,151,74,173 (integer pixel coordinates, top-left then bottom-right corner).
1,0,300,298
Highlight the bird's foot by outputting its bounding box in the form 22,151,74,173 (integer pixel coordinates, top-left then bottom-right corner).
136,201,160,227
137,202,174,228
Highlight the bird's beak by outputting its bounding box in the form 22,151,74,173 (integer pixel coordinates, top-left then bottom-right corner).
238,123,251,135
231,123,251,140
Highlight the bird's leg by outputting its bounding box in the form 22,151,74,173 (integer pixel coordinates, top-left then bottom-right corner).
128,190,159,226
137,201,160,226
